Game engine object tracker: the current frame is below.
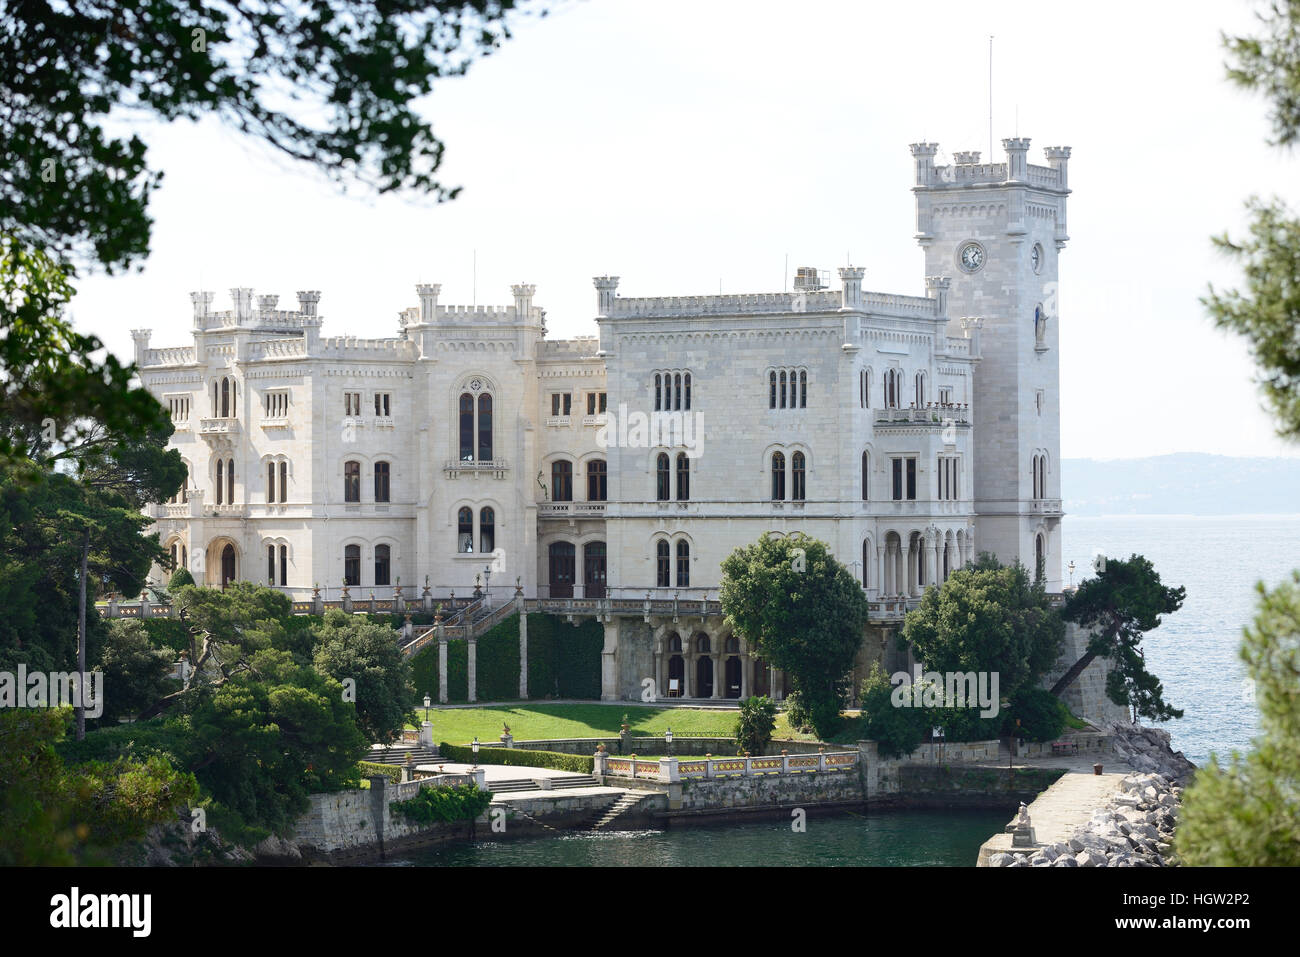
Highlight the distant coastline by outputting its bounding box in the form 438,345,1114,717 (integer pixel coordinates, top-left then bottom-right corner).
1063,453,1300,517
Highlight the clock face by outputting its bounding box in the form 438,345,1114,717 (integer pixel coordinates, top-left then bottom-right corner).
959,242,985,272
1031,244,1043,274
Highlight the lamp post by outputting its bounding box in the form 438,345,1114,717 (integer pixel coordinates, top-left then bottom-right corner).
483,564,492,608
423,694,431,724
665,727,673,754
471,736,480,769
1067,560,1076,588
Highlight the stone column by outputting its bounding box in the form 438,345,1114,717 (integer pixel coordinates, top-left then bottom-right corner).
653,649,664,701
711,654,721,699
740,654,751,698
438,637,449,704
518,600,529,699
467,638,478,703
925,530,939,590
682,653,692,698
600,620,619,702
895,545,905,597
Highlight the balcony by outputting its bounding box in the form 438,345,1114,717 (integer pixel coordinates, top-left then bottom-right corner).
1029,498,1064,516
197,417,240,436
443,457,510,478
538,502,607,520
873,405,970,432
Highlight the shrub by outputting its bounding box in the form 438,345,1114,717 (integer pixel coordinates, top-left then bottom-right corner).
783,691,813,733
859,663,929,758
358,761,402,784
167,567,195,590
390,783,493,824
735,696,777,754
1004,687,1069,742
439,742,594,774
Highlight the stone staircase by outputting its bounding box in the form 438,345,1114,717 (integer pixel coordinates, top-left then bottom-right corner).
487,774,602,794
588,792,650,831
362,743,446,767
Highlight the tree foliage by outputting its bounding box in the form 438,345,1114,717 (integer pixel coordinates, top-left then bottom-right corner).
720,533,869,739
1204,1,1300,439
1179,573,1300,865
1054,554,1185,721
95,619,177,725
1,0,531,273
903,556,1065,702
311,608,418,744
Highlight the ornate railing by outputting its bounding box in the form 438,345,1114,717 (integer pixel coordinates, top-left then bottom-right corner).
602,750,859,782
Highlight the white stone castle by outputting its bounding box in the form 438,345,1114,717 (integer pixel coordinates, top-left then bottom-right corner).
135,137,1070,702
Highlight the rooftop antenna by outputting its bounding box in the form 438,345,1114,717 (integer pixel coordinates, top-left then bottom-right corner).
988,35,994,157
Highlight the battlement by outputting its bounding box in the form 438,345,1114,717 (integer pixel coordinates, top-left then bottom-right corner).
318,336,417,360
540,337,601,358
912,138,1070,192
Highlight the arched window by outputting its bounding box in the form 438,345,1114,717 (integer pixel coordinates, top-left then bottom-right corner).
278,461,287,503
656,453,670,501
478,393,493,461
771,451,786,500
862,539,871,587
216,459,224,504
267,462,276,503
791,452,805,500
676,453,689,501
587,460,607,502
1035,534,1046,582
375,544,391,586
769,371,777,409
915,371,926,408
459,393,474,461
861,451,869,501
278,544,286,586
654,373,662,412
676,540,690,587
374,461,391,503
267,544,277,586
479,507,495,553
673,373,682,410
458,507,474,553
344,544,361,587
779,371,787,409
684,373,692,410
344,460,360,502
696,634,710,655
552,460,573,502
656,539,671,587
884,369,899,409
221,377,230,418
226,458,234,505
799,370,807,408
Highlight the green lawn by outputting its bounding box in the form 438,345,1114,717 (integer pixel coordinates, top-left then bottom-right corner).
409,703,852,745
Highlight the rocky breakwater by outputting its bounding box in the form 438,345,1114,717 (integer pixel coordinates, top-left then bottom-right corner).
989,772,1182,867
987,722,1197,868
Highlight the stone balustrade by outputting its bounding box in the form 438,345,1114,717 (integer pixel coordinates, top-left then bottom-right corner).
597,749,858,783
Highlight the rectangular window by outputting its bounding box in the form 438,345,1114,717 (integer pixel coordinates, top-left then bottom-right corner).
551,393,561,416
906,457,916,500
892,458,903,501
587,392,597,415
375,393,391,417
562,393,572,416
344,392,361,417
939,387,952,406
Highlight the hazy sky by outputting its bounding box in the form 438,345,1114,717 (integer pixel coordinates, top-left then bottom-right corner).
69,0,1300,459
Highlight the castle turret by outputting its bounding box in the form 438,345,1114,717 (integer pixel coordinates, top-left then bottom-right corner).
594,276,619,318
909,142,939,186
130,329,151,367
296,290,321,318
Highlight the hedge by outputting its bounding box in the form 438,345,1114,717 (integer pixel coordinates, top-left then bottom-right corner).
390,782,493,823
439,742,595,774
358,761,403,784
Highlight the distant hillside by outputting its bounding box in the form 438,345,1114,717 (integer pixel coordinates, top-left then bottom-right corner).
1062,453,1300,516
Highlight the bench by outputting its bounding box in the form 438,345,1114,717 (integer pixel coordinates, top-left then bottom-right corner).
1051,740,1079,756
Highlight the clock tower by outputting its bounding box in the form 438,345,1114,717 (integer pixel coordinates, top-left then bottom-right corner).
910,138,1070,590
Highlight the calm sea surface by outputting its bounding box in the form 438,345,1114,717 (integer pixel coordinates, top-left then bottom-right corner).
1062,514,1299,766
385,515,1287,866
386,809,1011,867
